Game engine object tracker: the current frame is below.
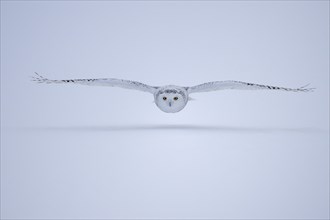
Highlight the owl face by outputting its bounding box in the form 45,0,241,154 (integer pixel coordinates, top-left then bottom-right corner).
154,86,188,113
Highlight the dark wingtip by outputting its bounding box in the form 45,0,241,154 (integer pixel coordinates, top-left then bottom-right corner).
294,83,315,92
31,72,48,83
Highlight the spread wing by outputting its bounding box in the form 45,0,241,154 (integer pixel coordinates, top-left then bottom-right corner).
32,73,158,94
187,80,314,94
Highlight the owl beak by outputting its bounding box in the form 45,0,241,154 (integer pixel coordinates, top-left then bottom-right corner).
169,101,172,107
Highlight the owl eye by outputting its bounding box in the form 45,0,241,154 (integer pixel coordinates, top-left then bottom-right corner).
173,97,178,101
163,97,167,101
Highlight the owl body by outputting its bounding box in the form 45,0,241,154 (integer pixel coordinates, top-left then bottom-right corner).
33,73,314,113
154,85,188,113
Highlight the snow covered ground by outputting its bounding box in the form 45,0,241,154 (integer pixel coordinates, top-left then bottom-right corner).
2,124,328,219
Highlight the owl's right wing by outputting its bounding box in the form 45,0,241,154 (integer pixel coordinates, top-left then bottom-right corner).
187,80,314,94
32,73,158,94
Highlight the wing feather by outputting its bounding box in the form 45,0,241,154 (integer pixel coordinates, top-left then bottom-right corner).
32,73,158,94
187,80,314,94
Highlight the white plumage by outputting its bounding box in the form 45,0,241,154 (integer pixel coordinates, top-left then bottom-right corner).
32,73,314,113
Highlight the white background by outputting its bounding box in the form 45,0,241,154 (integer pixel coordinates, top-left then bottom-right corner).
1,1,329,219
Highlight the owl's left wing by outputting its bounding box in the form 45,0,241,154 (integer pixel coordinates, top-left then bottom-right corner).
187,80,314,94
32,73,158,94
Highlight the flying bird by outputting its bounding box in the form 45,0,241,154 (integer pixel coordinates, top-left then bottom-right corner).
32,73,314,113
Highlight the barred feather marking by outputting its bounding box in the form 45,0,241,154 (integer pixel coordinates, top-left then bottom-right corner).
32,72,158,94
187,80,315,93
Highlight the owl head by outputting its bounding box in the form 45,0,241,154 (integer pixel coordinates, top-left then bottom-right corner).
154,86,188,113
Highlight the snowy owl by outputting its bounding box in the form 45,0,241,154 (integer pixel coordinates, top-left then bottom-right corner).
32,73,314,113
